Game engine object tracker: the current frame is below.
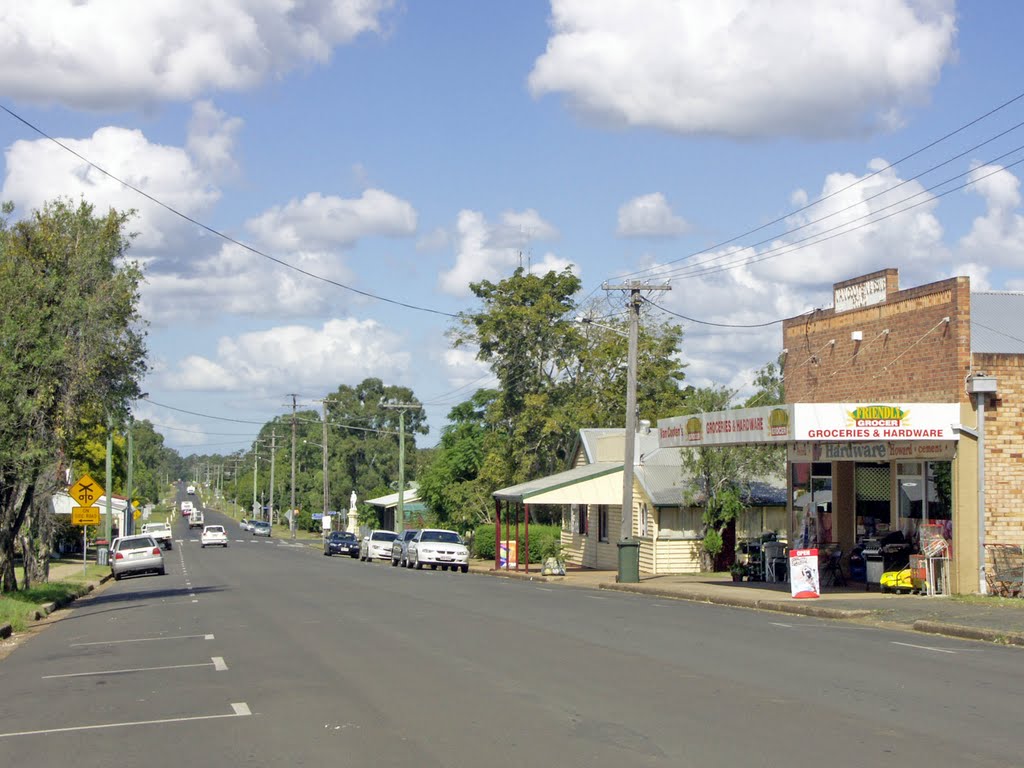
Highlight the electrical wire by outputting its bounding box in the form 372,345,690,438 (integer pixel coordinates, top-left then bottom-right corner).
140,397,271,425
610,89,1024,283
641,297,784,328
661,156,1024,282
0,104,459,318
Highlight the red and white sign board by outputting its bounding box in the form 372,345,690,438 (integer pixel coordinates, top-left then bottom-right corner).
789,549,820,599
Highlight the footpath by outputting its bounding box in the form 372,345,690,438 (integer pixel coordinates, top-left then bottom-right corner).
471,560,1024,647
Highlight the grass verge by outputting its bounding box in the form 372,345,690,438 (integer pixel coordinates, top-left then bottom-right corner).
0,578,94,633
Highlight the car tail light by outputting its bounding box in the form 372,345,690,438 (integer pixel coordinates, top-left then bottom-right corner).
115,552,124,560
152,547,161,556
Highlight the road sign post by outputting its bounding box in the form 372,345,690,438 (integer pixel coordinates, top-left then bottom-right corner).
70,475,106,571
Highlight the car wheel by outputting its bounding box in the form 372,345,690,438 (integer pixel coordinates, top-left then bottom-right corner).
351,552,358,559
441,564,449,571
324,550,331,556
430,564,437,570
113,572,122,581
391,555,399,566
202,543,206,548
461,564,468,573
158,568,166,576
166,542,173,550
415,556,423,570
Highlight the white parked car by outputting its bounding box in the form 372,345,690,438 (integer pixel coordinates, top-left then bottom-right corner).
141,521,173,550
360,529,398,562
407,529,470,572
200,525,228,548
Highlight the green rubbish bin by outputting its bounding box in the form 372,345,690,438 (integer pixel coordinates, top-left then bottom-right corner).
617,537,640,583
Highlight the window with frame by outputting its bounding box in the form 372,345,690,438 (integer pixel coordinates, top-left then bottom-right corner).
577,503,589,536
657,507,701,539
598,505,609,542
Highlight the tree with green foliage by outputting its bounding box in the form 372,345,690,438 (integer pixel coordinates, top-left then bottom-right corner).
680,385,784,572
417,390,495,531
448,269,688,526
0,199,147,591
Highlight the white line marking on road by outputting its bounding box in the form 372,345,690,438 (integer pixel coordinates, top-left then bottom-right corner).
43,661,217,679
70,634,214,647
191,599,199,603
536,587,554,592
770,622,793,628
585,595,606,600
212,656,228,671
891,641,957,654
0,703,252,739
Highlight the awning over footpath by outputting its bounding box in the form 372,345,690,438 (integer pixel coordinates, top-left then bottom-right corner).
492,462,622,505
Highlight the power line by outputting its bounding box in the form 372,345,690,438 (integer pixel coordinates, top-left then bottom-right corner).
140,397,271,425
662,155,1024,282
0,103,459,319
642,298,784,328
610,89,1024,284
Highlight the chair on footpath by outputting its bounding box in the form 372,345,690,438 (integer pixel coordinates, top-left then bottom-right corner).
763,541,787,583
987,544,1023,597
820,548,846,587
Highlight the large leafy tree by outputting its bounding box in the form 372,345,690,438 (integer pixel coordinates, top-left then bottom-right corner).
417,390,495,530
0,199,147,591
448,269,688,525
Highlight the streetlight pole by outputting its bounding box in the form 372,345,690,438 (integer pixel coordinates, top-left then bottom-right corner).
269,428,276,524
288,394,298,539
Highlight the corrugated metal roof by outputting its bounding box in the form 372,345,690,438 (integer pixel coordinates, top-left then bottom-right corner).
493,462,622,502
971,292,1024,354
365,485,420,508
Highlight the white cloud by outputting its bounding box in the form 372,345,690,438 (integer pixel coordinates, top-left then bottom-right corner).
245,190,418,252
0,0,394,109
187,100,244,177
956,164,1024,268
162,318,410,393
529,0,956,139
2,121,221,251
617,192,688,237
140,242,357,325
439,209,569,295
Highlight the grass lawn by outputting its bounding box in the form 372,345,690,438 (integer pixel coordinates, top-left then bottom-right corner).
950,593,1024,608
0,564,103,633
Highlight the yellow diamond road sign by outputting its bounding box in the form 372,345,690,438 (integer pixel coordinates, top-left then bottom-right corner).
72,506,101,526
132,499,140,508
133,509,141,520
69,474,105,506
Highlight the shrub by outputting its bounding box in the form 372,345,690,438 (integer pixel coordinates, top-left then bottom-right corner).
471,523,561,564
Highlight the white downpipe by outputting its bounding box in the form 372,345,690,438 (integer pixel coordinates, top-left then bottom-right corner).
977,393,987,595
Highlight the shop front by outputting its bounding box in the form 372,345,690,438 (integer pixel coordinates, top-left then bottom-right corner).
658,402,964,593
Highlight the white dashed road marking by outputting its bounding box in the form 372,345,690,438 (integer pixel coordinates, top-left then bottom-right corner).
0,703,252,739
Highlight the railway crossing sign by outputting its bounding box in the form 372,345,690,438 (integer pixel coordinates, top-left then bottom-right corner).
69,474,105,506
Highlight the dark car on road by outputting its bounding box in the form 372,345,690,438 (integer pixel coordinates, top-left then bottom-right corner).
323,530,359,557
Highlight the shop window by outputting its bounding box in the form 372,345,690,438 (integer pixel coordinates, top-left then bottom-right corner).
793,463,832,548
927,462,952,521
598,505,609,542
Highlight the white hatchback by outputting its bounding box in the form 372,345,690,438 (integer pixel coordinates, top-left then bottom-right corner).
200,525,228,548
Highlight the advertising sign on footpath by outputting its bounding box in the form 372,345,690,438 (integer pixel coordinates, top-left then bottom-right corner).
499,540,518,569
789,549,820,599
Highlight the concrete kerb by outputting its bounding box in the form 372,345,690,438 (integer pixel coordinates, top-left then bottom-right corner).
913,620,1024,647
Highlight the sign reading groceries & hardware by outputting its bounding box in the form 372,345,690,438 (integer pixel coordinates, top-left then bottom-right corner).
658,403,960,448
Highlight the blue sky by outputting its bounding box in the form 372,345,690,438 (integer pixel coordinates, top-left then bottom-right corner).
2,1,1022,455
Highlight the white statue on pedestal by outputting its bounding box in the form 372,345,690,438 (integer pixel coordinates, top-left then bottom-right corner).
347,491,359,533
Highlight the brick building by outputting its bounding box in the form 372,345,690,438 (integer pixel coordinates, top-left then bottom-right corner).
658,269,1024,594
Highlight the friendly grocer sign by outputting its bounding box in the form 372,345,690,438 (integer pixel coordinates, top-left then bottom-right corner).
658,403,960,448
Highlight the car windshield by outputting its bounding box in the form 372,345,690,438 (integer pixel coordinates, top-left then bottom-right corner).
117,536,157,551
420,530,462,544
254,522,270,528
331,533,354,541
371,531,398,542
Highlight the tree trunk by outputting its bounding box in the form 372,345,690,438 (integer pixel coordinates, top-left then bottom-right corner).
0,480,35,592
19,493,55,589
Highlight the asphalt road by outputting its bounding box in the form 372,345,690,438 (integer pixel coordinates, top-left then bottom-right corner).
1,489,1022,767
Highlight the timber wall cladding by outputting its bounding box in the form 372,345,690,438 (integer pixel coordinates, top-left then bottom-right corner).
782,276,972,404
974,353,1024,549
